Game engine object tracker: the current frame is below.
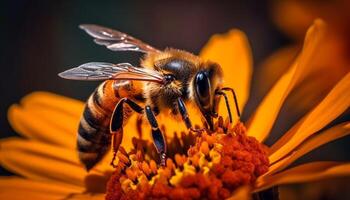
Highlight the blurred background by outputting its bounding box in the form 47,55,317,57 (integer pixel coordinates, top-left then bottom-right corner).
1,0,349,199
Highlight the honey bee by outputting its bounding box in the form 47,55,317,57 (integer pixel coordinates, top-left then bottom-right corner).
59,24,241,171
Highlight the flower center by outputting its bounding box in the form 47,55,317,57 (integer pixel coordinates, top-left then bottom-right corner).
105,118,269,200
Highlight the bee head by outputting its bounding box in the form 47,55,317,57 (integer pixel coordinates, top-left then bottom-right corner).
193,62,223,130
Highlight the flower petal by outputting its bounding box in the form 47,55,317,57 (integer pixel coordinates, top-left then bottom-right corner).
226,186,251,200
255,162,350,192
64,193,105,200
0,137,89,187
8,104,79,149
199,29,253,115
0,176,83,200
266,122,350,175
253,45,299,101
272,0,316,40
247,19,329,141
8,91,84,149
269,72,350,163
20,91,84,118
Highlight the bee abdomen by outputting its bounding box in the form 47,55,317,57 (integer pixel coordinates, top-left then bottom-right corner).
77,80,142,170
77,81,118,170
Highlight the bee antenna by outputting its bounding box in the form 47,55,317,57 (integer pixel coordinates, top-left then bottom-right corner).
215,91,233,123
221,87,241,117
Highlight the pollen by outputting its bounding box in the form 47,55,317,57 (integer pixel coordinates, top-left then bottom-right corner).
105,118,269,200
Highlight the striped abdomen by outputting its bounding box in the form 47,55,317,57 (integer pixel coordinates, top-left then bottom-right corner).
77,80,143,170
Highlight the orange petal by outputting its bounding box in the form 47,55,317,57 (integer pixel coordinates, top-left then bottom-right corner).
20,91,84,118
8,104,79,149
8,91,85,149
120,114,152,150
247,19,328,142
0,138,90,187
255,162,350,192
266,122,350,175
0,176,83,200
64,193,105,200
272,0,316,40
269,72,350,163
253,45,299,101
227,186,252,200
96,151,115,173
200,29,253,116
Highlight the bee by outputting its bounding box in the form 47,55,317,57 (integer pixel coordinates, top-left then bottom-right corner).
59,24,241,171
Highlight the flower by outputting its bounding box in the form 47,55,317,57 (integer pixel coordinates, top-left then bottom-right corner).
105,120,270,200
1,19,349,200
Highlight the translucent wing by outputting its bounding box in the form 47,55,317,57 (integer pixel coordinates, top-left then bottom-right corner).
79,24,160,53
58,62,164,83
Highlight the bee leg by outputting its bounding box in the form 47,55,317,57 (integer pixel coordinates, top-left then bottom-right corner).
110,98,144,167
215,91,233,123
145,106,167,167
220,87,241,117
136,115,144,138
177,97,204,133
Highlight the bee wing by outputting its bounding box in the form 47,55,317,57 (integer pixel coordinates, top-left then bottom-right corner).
79,24,160,53
58,62,164,83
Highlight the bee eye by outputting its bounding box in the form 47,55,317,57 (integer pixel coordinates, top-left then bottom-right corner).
164,74,175,82
195,72,210,106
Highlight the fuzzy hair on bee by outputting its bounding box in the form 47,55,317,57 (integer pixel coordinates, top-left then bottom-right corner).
59,24,240,170
141,49,224,116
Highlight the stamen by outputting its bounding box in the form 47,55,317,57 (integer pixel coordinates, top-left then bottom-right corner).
117,153,129,164
141,161,151,177
166,158,175,171
200,141,210,155
149,160,158,174
174,154,186,170
125,168,137,182
106,120,269,199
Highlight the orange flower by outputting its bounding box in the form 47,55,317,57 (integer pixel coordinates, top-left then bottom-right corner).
0,19,349,200
105,121,269,199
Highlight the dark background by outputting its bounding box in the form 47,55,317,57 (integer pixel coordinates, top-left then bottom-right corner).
1,0,349,199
